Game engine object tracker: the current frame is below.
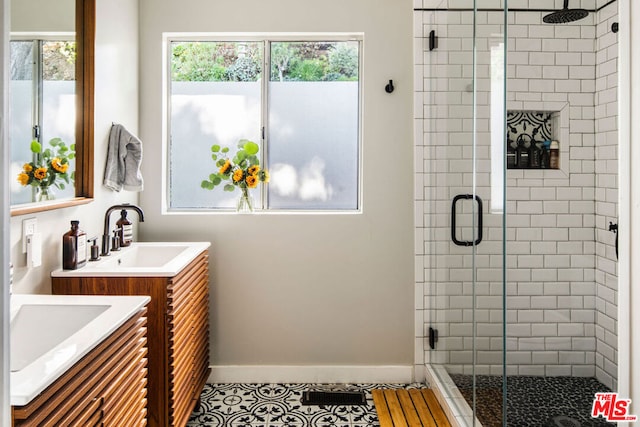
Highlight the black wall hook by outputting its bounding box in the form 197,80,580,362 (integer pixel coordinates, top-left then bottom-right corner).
609,221,618,259
429,30,438,51
385,80,394,93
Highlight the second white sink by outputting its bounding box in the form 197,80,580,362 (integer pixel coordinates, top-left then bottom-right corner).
11,304,109,372
10,294,150,406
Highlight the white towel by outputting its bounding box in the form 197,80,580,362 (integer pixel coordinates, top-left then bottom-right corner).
103,123,144,192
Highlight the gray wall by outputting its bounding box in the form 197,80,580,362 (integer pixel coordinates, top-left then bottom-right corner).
10,0,74,32
138,0,415,377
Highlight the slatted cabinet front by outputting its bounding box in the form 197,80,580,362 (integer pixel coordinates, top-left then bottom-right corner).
52,250,210,427
12,309,149,427
168,252,210,426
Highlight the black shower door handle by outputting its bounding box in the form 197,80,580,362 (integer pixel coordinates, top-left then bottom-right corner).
451,194,483,246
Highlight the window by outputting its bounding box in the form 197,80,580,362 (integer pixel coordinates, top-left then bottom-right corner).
167,35,362,212
10,39,77,205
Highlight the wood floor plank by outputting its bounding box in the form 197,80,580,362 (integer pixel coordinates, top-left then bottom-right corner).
421,389,451,427
383,389,409,427
408,389,437,426
396,389,423,426
372,389,394,427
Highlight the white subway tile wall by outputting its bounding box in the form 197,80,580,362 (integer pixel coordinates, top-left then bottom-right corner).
413,3,618,388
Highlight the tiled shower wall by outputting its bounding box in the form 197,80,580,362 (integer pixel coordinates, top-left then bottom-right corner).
414,0,618,384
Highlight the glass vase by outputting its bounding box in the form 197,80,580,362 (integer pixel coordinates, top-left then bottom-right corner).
236,187,254,213
36,185,55,202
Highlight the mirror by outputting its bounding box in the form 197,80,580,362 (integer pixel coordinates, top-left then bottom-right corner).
10,0,94,216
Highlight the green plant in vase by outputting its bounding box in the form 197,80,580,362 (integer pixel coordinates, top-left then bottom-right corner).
201,139,269,212
16,137,75,202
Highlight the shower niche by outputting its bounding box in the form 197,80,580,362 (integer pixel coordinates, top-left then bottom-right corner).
506,110,560,169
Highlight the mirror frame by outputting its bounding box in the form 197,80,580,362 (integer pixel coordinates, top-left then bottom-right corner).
10,0,94,216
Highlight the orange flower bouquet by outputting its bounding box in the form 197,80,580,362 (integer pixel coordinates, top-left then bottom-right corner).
17,138,74,201
201,139,269,212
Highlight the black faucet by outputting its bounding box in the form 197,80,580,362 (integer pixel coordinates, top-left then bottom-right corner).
101,203,145,256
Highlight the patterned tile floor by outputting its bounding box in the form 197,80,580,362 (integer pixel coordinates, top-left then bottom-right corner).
187,383,422,427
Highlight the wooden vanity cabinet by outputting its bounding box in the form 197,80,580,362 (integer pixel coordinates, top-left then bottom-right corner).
52,250,210,427
12,308,148,427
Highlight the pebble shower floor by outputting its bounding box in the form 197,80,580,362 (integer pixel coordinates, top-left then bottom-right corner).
187,383,422,427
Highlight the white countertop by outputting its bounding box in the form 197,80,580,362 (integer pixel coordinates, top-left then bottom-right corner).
51,241,210,277
10,294,150,406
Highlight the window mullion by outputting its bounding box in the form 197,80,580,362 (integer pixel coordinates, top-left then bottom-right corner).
33,40,42,145
261,39,270,210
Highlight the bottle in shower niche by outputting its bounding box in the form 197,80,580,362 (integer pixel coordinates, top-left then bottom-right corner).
540,140,551,168
549,140,559,169
506,138,517,169
116,209,133,247
515,142,526,168
62,220,87,270
529,141,541,169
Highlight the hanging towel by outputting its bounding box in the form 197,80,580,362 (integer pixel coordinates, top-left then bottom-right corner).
103,123,144,192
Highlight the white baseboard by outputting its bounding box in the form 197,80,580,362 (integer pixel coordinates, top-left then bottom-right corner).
208,365,415,384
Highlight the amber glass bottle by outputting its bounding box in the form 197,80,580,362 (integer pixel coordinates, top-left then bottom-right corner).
62,220,87,270
115,210,133,247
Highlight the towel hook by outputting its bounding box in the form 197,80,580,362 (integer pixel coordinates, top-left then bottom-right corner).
385,80,394,93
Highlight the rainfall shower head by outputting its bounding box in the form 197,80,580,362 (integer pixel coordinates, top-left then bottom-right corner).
543,0,589,24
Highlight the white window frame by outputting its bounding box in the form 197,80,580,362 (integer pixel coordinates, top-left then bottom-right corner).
162,32,364,215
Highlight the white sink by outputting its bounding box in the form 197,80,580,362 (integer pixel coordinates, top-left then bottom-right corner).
51,241,210,277
11,304,109,372
10,294,150,406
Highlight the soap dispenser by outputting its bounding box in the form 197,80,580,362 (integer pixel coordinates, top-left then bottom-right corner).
88,237,100,261
62,220,87,270
115,209,133,247
111,229,121,252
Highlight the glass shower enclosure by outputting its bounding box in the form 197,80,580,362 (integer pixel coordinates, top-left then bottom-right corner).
415,1,618,426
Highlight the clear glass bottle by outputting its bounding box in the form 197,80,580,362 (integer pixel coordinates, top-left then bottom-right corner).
62,220,87,270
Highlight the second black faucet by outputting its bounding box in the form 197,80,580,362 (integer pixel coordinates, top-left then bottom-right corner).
101,203,145,256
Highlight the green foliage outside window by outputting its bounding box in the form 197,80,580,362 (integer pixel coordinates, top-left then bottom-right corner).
171,41,358,82
270,42,358,82
172,42,231,82
43,42,76,81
